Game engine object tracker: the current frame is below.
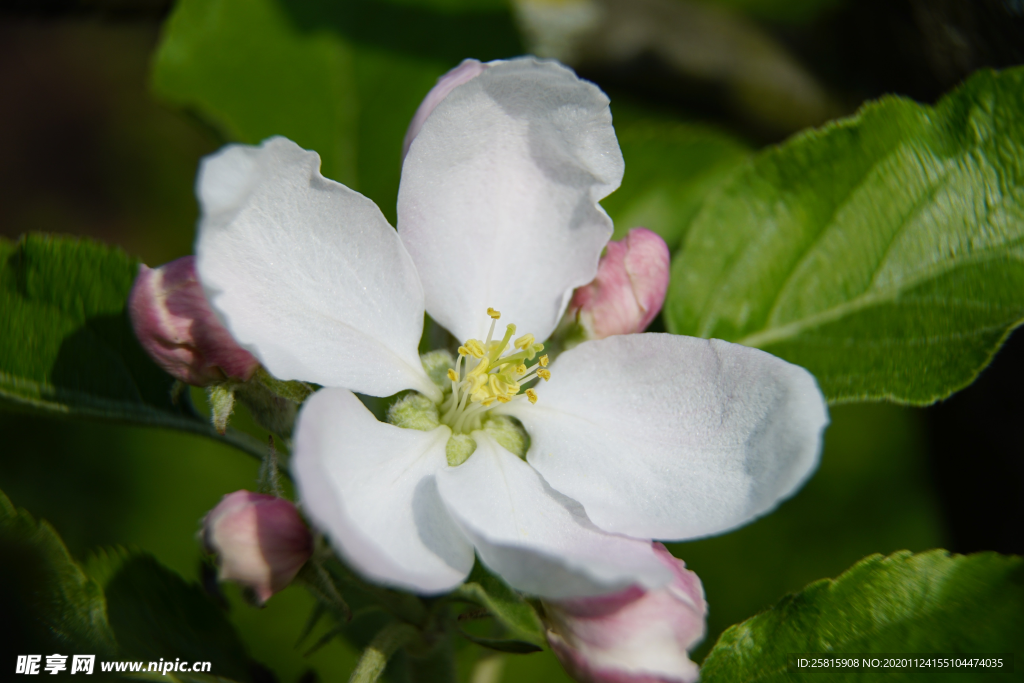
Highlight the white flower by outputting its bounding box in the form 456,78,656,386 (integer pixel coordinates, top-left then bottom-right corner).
194,58,828,599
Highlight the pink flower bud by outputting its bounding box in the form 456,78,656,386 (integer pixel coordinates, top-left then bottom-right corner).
129,256,259,385
202,491,312,604
544,544,706,683
402,59,488,160
569,228,670,339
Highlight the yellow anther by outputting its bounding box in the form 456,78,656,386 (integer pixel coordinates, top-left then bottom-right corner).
526,389,538,404
516,364,527,375
458,346,469,356
468,357,490,377
447,368,458,382
487,307,501,319
539,355,549,367
538,369,551,381
514,334,535,350
489,375,511,398
496,395,511,403
465,339,485,358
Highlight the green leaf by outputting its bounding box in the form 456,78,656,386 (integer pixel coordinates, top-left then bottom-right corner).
701,550,1024,682
0,234,264,459
665,67,1024,404
88,547,262,682
152,0,522,222
603,115,751,250
0,488,116,658
452,561,546,648
151,0,359,185
381,0,508,12
457,631,543,654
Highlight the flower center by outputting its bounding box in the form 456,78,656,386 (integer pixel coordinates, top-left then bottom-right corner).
438,307,549,435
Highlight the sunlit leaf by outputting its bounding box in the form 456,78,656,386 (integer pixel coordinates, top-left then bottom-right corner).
0,234,263,459
666,67,1024,404
701,549,1024,682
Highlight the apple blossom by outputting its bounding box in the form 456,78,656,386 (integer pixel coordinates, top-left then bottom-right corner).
202,490,312,604
544,543,706,683
568,227,671,340
129,255,258,386
193,57,828,600
402,58,487,161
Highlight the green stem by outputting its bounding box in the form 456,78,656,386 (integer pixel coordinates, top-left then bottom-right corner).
349,622,418,683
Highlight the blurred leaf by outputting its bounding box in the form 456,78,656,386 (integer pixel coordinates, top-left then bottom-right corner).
691,0,844,24
366,0,508,12
458,632,543,653
0,234,264,459
521,0,835,135
665,67,1024,404
0,488,116,659
349,48,450,224
89,547,262,682
701,550,1024,682
151,0,359,185
604,115,751,249
151,0,522,223
452,561,546,648
281,0,522,66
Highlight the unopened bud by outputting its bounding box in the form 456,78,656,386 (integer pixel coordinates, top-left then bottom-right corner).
129,256,258,385
402,59,488,160
202,491,312,604
544,543,706,683
568,228,670,340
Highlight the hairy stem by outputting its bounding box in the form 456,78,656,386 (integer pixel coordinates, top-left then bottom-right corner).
348,621,418,683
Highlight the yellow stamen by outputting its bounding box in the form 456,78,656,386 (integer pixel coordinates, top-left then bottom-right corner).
514,334,535,350
539,355,549,367
468,357,490,376
439,309,550,434
465,339,485,358
488,375,512,398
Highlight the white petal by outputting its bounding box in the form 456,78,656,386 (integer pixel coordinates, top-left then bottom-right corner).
435,433,672,599
195,137,437,399
500,334,828,540
292,388,474,594
398,58,623,344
